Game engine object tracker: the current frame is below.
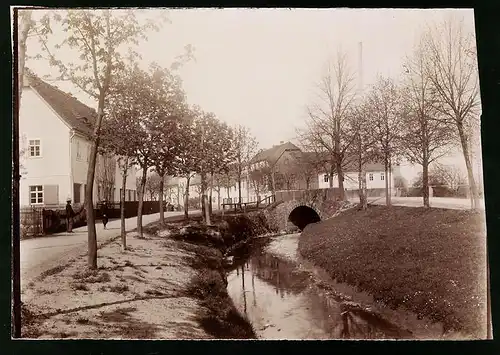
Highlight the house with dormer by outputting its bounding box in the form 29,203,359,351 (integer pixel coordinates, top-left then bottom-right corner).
19,70,138,208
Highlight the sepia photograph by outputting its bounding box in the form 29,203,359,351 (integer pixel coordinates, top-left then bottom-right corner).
12,7,490,340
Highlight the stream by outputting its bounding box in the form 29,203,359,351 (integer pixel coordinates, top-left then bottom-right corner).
226,233,442,340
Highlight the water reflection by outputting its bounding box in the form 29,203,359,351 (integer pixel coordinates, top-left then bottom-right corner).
227,239,413,340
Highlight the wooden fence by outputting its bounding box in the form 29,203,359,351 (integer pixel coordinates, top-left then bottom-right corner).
20,206,44,238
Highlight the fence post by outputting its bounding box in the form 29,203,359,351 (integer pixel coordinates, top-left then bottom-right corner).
41,208,45,235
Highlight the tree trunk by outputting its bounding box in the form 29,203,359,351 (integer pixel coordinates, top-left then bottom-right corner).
457,123,479,210
200,171,210,225
329,165,334,188
137,165,147,237
336,160,345,200
17,10,31,102
422,157,430,208
120,167,127,251
271,170,276,195
238,167,242,204
384,157,391,206
209,172,214,216
217,189,221,210
85,92,107,269
357,139,367,210
14,10,33,338
159,173,165,224
184,177,190,220
361,168,368,210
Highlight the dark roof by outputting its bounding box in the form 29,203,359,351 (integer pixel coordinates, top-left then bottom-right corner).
250,141,301,166
301,151,385,173
25,69,97,137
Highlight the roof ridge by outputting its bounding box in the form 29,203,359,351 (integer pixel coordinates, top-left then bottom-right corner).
25,70,97,136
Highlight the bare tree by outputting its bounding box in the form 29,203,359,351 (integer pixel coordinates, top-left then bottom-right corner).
432,163,468,192
249,167,270,204
232,125,258,204
96,152,116,202
401,38,455,208
366,76,405,206
145,172,161,201
276,154,300,190
295,153,319,190
424,16,481,209
302,49,358,200
348,105,378,209
17,9,33,101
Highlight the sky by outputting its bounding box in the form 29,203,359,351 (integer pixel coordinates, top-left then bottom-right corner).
21,8,479,182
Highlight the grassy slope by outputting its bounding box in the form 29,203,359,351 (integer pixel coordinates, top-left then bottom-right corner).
298,205,487,337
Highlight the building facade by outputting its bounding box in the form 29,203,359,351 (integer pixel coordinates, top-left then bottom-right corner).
19,71,137,208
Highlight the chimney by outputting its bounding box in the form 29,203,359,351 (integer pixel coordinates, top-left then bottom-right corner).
358,41,364,96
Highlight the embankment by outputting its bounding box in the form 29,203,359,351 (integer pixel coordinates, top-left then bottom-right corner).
146,210,272,339
298,205,487,338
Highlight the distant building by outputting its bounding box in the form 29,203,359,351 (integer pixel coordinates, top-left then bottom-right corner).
19,70,138,208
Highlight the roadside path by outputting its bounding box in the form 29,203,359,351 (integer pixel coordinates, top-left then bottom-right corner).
21,210,200,290
349,196,485,210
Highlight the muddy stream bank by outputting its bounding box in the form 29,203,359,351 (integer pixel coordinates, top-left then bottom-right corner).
225,233,453,340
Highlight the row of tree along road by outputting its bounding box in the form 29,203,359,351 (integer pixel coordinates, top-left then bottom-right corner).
297,16,481,212
16,9,258,270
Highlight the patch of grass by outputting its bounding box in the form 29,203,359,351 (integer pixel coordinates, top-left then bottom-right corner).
39,264,68,279
21,303,45,338
76,317,90,325
108,284,129,293
144,289,164,296
99,307,158,338
73,269,111,283
52,331,79,339
72,283,90,291
36,288,55,295
299,205,487,337
124,260,135,267
124,275,146,283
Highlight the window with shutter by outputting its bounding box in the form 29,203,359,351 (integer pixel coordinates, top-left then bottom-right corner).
43,185,59,205
73,183,81,203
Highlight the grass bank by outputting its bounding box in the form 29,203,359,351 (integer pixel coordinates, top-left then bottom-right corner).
298,205,487,338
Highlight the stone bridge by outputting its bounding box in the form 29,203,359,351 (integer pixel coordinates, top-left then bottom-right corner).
263,188,344,232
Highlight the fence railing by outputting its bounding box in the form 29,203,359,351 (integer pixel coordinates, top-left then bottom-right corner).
20,200,170,239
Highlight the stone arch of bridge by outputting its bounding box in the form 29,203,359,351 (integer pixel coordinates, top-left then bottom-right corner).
285,201,322,231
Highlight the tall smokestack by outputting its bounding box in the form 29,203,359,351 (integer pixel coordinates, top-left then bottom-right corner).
358,41,364,96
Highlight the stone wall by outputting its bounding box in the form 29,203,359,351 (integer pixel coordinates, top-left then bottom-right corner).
264,188,344,232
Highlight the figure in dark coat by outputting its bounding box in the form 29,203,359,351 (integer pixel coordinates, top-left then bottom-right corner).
101,202,109,229
65,199,75,233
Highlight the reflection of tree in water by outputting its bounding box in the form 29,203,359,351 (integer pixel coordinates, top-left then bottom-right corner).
305,288,411,339
241,265,247,315
250,253,309,296
333,304,411,339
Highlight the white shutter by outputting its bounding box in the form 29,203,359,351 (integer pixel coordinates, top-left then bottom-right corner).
43,185,59,206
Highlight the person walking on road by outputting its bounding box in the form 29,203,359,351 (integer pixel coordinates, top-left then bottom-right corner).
65,198,75,233
101,201,109,230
